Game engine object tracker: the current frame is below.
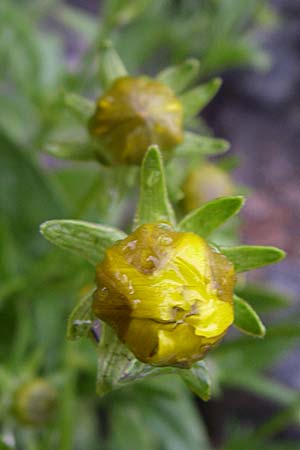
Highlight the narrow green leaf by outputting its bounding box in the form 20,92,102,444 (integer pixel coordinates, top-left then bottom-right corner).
99,40,128,89
234,295,266,337
45,142,96,161
179,361,211,401
220,245,286,273
64,92,94,122
40,220,126,265
175,132,229,157
180,78,222,118
67,288,95,340
134,146,176,228
156,59,200,94
178,196,244,237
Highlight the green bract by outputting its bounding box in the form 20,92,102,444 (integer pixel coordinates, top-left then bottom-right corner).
40,146,285,398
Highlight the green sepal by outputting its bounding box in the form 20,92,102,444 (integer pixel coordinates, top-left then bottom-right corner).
220,245,286,273
99,40,128,89
156,58,200,94
67,288,96,340
97,324,170,396
63,92,94,122
175,131,229,157
179,361,211,401
180,78,222,119
233,295,266,337
45,141,96,161
178,196,244,237
134,146,176,228
40,220,126,265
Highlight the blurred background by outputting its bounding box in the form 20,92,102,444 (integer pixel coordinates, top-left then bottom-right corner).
0,1,299,449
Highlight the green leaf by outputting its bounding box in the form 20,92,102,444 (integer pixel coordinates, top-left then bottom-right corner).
175,132,229,157
178,196,244,237
45,142,96,161
156,59,200,94
220,245,286,273
233,295,266,337
180,78,222,118
40,220,126,265
134,146,176,228
67,288,95,340
179,361,211,401
220,370,296,406
98,40,128,89
63,92,94,122
214,322,300,373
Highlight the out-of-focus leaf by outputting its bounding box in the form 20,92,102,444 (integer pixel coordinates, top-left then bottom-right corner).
220,370,296,406
220,245,286,272
179,361,211,401
178,196,244,237
235,283,290,312
157,59,200,94
175,132,229,157
180,78,222,118
134,146,175,228
107,376,211,450
45,142,96,161
233,295,266,337
214,322,300,372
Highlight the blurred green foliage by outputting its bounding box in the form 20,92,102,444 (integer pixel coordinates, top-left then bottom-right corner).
0,1,298,449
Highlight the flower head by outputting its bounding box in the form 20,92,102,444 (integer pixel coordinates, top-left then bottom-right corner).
89,76,183,164
93,222,235,367
183,163,235,211
13,379,57,426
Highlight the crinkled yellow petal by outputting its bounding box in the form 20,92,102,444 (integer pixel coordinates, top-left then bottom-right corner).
93,223,235,367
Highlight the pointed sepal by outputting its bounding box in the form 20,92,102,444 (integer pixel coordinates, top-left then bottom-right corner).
96,324,168,396
233,295,266,337
157,59,200,94
134,146,176,228
67,288,96,340
180,78,222,118
175,132,229,157
99,40,128,89
179,361,211,401
63,92,94,122
178,196,244,237
220,245,286,273
40,220,126,265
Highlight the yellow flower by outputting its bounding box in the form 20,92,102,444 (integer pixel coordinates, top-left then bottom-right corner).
89,76,183,165
93,223,235,367
183,163,235,212
13,379,57,426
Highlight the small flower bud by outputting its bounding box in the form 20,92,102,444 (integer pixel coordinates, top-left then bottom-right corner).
89,77,183,165
93,223,235,367
13,379,57,426
183,163,235,211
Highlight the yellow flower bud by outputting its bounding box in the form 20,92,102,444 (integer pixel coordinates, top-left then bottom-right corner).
183,163,235,212
13,379,57,426
93,223,235,367
89,77,183,165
